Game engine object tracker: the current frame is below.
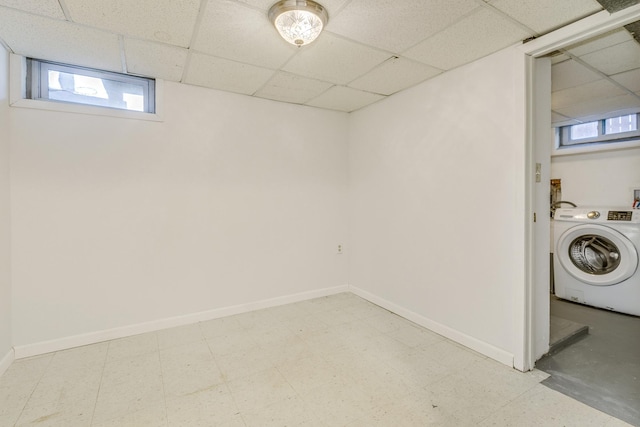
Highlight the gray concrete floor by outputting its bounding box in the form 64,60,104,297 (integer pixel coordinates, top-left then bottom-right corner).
536,296,640,426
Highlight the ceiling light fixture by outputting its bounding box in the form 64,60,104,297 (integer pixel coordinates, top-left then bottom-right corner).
268,0,328,47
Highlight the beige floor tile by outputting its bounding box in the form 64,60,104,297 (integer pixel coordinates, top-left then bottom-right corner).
100,351,162,388
206,331,259,358
299,377,377,426
165,384,239,427
162,361,224,400
214,345,276,381
276,355,341,395
0,354,53,385
159,340,214,369
424,371,514,424
47,343,108,373
91,402,168,427
226,367,298,412
14,395,95,427
106,332,159,362
0,293,629,427
92,374,165,424
241,395,324,427
156,323,204,350
199,316,245,340
421,339,486,371
477,384,630,426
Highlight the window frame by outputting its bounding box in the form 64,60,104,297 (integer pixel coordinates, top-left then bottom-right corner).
26,58,156,114
556,112,640,147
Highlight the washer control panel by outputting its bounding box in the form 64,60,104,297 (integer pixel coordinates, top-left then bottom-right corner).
607,211,633,221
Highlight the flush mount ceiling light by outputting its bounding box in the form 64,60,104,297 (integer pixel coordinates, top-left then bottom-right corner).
268,0,328,47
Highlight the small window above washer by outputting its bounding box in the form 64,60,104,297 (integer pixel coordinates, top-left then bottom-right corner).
556,112,640,148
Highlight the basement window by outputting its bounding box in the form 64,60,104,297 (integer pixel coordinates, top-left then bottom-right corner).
26,58,155,113
557,112,640,148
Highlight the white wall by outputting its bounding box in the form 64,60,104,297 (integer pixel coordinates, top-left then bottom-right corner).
551,147,640,206
0,45,13,371
10,81,349,352
348,46,528,368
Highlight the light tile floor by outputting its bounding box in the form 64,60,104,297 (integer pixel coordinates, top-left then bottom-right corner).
0,293,631,426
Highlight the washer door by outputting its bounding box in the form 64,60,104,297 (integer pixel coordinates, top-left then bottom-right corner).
556,224,638,286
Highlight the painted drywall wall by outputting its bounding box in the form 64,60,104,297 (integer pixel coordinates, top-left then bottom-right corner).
10,81,349,350
551,146,640,206
0,45,12,370
348,46,528,367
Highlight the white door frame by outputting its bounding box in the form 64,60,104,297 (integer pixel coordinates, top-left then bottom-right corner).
519,4,640,371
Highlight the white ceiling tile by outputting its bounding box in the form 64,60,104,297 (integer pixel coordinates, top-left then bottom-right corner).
328,0,479,53
0,0,65,19
283,33,389,85
254,71,333,104
487,0,602,34
0,8,121,71
184,52,275,95
349,56,442,96
552,79,626,109
306,85,384,112
578,40,640,75
404,8,532,71
235,0,349,13
611,68,640,92
551,59,601,91
64,0,201,47
124,39,188,81
193,0,296,69
551,110,575,126
554,94,640,121
566,27,632,57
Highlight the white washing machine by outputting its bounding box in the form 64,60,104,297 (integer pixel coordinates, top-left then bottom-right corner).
553,207,640,316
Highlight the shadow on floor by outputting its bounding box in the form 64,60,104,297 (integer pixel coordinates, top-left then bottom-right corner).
536,296,640,426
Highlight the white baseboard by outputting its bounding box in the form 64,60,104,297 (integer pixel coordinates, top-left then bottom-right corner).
14,284,349,359
0,347,14,377
349,285,515,368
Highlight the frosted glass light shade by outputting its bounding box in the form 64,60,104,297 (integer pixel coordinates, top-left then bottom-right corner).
269,0,328,46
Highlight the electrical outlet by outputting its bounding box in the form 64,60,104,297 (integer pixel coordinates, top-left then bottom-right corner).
337,244,343,254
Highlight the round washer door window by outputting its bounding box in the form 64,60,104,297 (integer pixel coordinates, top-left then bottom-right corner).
557,224,638,286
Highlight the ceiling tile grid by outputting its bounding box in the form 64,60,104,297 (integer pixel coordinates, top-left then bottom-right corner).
184,52,275,95
577,40,640,75
403,7,533,71
487,0,603,34
0,0,637,114
281,33,390,85
62,0,202,48
0,0,65,20
348,56,443,96
0,6,122,72
254,71,334,104
306,85,385,112
124,39,189,82
193,0,297,70
327,0,480,53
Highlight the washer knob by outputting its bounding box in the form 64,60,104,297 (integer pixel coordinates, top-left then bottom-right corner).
587,211,600,219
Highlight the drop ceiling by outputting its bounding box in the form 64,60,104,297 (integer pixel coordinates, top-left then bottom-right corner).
0,0,638,118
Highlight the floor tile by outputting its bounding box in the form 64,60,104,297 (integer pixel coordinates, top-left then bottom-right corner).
240,395,323,427
477,383,626,426
165,383,239,427
226,367,298,412
156,323,204,350
106,332,159,362
0,293,629,427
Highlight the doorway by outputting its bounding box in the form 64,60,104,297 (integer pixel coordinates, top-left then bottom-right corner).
524,4,640,425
